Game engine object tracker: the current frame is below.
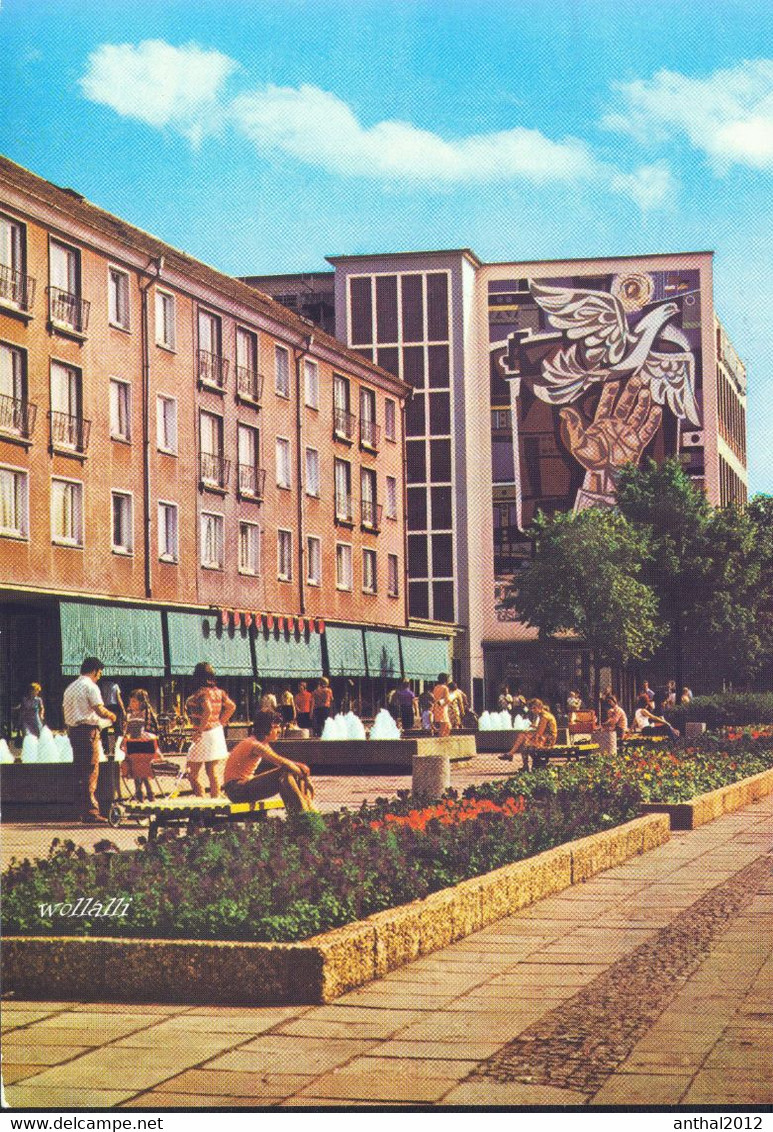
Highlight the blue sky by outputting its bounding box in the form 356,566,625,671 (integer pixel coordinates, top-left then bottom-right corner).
2,0,772,492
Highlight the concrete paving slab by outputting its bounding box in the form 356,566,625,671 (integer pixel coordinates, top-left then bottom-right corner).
441,1079,589,1105
591,1071,693,1105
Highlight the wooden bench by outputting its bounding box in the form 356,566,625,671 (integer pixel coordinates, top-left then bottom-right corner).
531,740,600,768
108,796,285,839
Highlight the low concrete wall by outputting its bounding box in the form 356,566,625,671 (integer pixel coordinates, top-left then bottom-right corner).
2,813,669,1006
640,767,773,830
274,735,475,772
0,762,120,822
475,730,519,753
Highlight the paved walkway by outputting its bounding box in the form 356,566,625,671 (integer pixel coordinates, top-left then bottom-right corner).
2,782,771,1109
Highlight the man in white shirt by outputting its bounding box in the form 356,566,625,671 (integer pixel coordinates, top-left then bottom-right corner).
63,657,116,824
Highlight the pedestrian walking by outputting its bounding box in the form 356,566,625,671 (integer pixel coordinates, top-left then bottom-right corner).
63,657,116,824
185,662,236,799
294,681,314,732
312,677,334,736
394,678,417,732
19,682,45,737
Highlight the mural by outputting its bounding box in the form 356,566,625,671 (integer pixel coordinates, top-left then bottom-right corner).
489,269,703,569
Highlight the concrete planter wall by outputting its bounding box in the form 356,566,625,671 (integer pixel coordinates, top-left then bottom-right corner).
274,734,475,772
640,766,773,829
2,813,669,1006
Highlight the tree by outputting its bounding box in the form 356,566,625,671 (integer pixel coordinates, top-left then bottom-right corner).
498,508,663,697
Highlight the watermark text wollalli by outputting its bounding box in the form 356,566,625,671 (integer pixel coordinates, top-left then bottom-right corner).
39,896,132,918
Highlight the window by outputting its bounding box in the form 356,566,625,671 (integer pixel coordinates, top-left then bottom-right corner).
333,374,353,439
307,535,321,585
361,467,379,528
108,267,130,330
305,446,320,497
360,387,379,448
49,240,88,332
50,361,86,451
384,397,396,442
0,342,30,438
0,214,32,310
239,521,261,575
277,529,293,581
334,458,352,522
387,553,399,597
385,475,398,520
275,345,290,397
236,327,260,401
363,548,377,594
276,437,291,489
238,423,262,498
155,289,175,349
0,466,28,538
109,379,131,442
336,542,353,590
111,491,133,554
198,310,226,388
158,501,178,562
200,411,227,488
200,511,224,569
156,395,177,453
51,477,83,546
304,358,319,409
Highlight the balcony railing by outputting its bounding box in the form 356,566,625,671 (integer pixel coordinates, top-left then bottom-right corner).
200,451,231,489
335,496,354,524
236,366,264,404
361,500,383,530
0,265,35,312
0,394,37,440
360,418,381,450
49,410,90,453
333,406,355,442
238,464,266,500
198,350,229,390
48,287,90,334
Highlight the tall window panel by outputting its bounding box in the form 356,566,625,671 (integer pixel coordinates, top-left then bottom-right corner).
334,458,352,521
305,447,320,497
304,358,319,409
336,543,353,590
0,342,27,437
363,548,377,594
155,289,176,349
307,535,321,585
109,379,131,442
275,345,290,397
277,529,293,581
156,395,177,453
200,512,224,569
276,437,291,489
158,501,178,562
0,466,28,538
239,522,261,576
111,491,133,554
108,267,130,330
51,478,83,546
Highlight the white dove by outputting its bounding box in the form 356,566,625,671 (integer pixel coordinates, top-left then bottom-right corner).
528,281,701,426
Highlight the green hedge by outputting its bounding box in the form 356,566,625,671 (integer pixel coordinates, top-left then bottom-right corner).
666,693,773,731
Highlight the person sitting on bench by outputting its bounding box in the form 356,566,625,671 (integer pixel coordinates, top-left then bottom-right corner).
223,711,316,813
502,699,558,770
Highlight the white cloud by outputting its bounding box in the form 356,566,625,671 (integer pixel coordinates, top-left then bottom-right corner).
605,59,773,171
610,162,677,210
80,40,238,143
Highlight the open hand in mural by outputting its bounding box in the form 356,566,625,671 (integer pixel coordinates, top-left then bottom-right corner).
559,375,662,508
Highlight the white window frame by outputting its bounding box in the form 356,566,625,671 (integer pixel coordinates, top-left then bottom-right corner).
156,394,178,454
49,240,81,330
155,288,176,350
111,490,134,555
277,528,293,581
304,358,319,410
200,511,224,570
334,458,352,522
275,344,290,398
276,436,291,489
51,476,83,547
109,378,132,442
387,553,399,597
0,464,29,539
238,423,260,497
361,466,377,527
307,534,321,586
108,265,130,330
385,397,397,442
336,542,353,591
363,547,377,594
157,500,179,563
0,213,28,309
50,360,81,449
385,475,398,520
0,341,26,434
305,446,320,498
238,520,261,576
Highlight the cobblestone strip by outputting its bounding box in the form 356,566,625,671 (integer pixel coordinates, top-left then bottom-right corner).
469,852,772,1095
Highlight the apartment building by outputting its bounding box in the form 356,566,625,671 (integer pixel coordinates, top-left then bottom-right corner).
0,156,451,730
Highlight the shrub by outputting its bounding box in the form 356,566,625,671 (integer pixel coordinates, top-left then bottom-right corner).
666,693,773,731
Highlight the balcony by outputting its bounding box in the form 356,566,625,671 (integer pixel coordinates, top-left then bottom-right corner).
0,265,36,313
238,464,266,500
49,410,90,454
335,496,354,525
0,394,37,441
333,406,356,442
360,418,381,450
198,350,229,391
361,500,383,531
48,287,90,334
199,451,231,490
236,366,264,405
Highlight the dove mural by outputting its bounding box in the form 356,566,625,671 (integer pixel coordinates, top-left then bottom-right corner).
489,268,704,532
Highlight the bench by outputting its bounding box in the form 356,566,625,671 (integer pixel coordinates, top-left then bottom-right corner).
530,740,600,768
108,796,285,839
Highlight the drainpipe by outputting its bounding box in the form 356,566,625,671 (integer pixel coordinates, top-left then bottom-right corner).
293,329,314,616
139,256,164,599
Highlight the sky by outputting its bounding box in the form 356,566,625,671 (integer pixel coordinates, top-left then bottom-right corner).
1,0,771,493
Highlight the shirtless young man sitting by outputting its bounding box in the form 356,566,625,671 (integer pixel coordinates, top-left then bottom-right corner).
222,711,315,813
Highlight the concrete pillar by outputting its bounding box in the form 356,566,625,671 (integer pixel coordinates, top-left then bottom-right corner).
685,721,707,738
412,751,451,800
594,728,617,757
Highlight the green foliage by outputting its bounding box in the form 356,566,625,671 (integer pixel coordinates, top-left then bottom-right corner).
666,694,773,730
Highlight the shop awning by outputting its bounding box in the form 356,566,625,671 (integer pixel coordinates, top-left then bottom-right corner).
254,627,323,678
166,611,253,676
324,625,367,677
364,629,401,679
60,602,165,677
399,633,451,682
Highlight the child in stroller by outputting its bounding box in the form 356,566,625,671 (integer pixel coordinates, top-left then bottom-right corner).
123,689,161,801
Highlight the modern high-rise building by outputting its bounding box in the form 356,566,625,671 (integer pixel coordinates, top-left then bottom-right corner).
249,249,748,707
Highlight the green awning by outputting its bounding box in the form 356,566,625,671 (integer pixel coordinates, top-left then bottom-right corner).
60,602,165,677
399,633,451,682
254,628,323,678
166,611,253,676
364,629,401,679
324,625,367,677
